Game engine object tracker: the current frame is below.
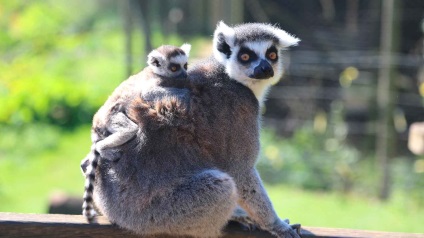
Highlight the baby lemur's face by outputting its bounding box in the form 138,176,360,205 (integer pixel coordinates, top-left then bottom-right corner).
147,44,191,78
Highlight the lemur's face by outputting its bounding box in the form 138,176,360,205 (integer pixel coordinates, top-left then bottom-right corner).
147,44,191,78
213,22,299,88
153,55,188,78
226,41,282,85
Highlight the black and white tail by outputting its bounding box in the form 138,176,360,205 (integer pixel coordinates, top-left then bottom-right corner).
82,144,99,222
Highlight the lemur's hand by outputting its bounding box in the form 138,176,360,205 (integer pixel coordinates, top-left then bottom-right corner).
229,206,258,231
269,218,301,238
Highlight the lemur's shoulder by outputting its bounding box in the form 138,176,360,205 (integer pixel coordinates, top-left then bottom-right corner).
188,57,259,109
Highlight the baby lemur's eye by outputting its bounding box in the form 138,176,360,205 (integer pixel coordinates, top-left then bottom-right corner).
184,63,188,70
169,63,180,72
240,54,250,62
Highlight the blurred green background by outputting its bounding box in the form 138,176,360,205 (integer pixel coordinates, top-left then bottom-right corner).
0,0,423,233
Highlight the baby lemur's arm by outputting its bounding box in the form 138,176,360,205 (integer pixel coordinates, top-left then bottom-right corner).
95,112,138,161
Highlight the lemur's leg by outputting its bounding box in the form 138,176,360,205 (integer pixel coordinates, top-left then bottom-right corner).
95,112,138,161
124,169,237,237
233,168,301,238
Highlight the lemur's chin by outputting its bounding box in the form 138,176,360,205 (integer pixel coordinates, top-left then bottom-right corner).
249,74,273,80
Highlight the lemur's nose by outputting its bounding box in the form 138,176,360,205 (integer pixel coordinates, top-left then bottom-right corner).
252,60,274,79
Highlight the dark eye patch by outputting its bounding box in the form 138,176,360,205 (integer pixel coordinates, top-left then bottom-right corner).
168,63,181,72
266,46,278,62
237,47,258,65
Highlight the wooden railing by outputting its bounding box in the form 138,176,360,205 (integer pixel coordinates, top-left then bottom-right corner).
1,213,423,238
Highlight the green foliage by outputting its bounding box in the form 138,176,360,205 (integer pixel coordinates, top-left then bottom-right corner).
258,125,360,191
266,184,424,233
0,124,90,213
0,1,121,127
259,101,362,191
259,100,423,201
258,126,424,205
0,1,192,128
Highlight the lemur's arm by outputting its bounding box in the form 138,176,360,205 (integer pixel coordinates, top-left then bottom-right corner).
95,112,138,161
235,168,301,238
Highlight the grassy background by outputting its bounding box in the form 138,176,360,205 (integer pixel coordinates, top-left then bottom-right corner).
0,125,423,233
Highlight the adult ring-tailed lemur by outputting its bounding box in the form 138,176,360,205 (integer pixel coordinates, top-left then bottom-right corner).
81,22,300,238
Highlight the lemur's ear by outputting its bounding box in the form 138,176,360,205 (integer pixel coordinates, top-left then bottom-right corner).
213,21,236,64
271,26,300,48
147,50,164,67
180,43,191,57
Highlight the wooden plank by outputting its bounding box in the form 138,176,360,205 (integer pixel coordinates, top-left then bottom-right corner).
0,213,423,238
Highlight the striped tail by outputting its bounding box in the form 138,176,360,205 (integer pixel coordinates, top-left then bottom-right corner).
82,144,99,223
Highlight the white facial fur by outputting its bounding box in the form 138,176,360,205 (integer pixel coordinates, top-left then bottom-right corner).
147,49,189,78
147,50,166,75
225,41,284,106
213,21,299,107
180,43,191,57
170,54,188,66
213,21,236,65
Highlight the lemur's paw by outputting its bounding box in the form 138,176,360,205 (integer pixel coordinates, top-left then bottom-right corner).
229,214,257,231
282,218,301,235
229,207,258,231
270,219,301,238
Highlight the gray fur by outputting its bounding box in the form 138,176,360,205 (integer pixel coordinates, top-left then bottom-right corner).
82,22,300,237
81,45,190,222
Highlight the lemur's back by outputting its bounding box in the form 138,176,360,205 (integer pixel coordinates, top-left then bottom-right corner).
94,57,258,210
91,70,146,139
187,57,260,168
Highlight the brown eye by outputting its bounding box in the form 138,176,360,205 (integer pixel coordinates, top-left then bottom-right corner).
240,53,250,61
171,66,177,72
268,52,277,60
184,63,188,70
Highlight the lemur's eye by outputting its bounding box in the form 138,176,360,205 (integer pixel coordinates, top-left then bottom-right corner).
238,47,257,64
169,63,180,72
268,52,277,60
184,63,188,70
240,54,250,62
266,46,278,62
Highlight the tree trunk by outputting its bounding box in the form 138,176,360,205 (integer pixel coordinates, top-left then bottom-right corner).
376,0,399,201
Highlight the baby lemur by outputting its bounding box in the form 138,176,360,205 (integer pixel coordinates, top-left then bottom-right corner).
82,22,300,238
82,44,191,222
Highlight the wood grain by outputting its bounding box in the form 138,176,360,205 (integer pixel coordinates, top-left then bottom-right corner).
0,213,423,238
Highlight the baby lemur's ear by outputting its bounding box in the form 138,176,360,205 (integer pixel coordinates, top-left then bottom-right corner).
180,43,191,57
213,21,236,64
149,57,161,67
147,50,165,67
